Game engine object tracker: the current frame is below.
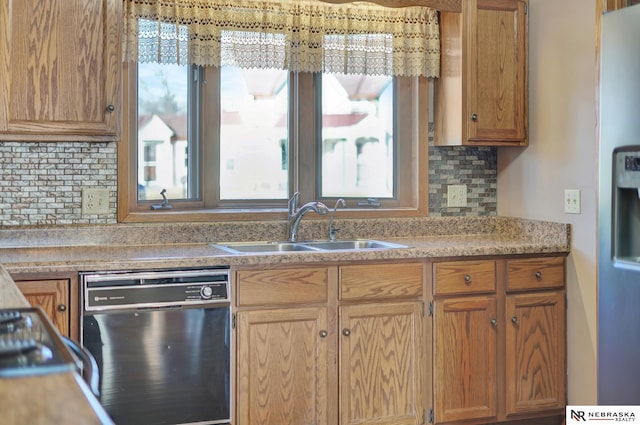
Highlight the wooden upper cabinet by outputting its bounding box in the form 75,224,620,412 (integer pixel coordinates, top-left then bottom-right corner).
436,0,528,146
0,0,122,142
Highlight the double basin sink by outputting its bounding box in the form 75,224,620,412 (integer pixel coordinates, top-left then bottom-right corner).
212,239,407,254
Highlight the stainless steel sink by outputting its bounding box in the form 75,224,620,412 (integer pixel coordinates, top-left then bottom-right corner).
213,241,320,254
212,239,407,254
302,239,407,251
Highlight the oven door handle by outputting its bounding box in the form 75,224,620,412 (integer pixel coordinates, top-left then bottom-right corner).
62,336,100,399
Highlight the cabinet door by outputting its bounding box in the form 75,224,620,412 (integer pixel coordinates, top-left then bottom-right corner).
236,307,330,425
433,296,497,423
0,0,121,141
340,302,424,425
467,0,527,144
15,279,70,336
505,291,566,415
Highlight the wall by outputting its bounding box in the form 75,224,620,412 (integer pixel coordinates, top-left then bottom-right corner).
497,0,598,404
0,140,497,226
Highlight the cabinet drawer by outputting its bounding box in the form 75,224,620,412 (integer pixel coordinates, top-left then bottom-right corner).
340,263,423,301
433,260,496,295
236,267,328,306
506,257,565,291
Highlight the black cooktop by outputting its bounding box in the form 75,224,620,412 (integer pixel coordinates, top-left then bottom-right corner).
0,308,78,377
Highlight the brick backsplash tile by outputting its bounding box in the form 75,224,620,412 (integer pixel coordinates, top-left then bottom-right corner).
0,142,118,226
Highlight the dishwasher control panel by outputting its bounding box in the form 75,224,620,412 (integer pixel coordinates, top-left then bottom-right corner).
81,267,230,311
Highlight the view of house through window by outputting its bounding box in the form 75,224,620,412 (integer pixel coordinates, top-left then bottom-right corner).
321,73,393,198
137,63,189,201
219,67,289,200
136,64,395,203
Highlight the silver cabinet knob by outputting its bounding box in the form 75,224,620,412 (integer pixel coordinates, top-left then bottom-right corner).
342,328,351,337
535,271,542,279
471,113,478,122
464,274,472,284
319,330,328,338
490,318,497,327
57,304,67,312
512,316,518,324
106,104,115,113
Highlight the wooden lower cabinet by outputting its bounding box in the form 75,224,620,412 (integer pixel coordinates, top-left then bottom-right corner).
433,295,498,423
15,279,70,337
432,256,566,424
505,291,566,415
340,301,425,425
236,307,330,425
235,261,426,425
234,256,565,425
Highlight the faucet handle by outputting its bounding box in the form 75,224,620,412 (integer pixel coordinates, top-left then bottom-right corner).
288,192,300,215
328,199,346,241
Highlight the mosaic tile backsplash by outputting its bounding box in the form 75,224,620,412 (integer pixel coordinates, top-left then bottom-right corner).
0,141,497,226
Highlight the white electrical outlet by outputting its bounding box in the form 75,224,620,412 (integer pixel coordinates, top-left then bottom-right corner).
82,188,110,215
564,189,581,214
447,184,468,208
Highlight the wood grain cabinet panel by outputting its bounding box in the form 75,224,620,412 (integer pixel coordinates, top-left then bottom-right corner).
236,267,328,306
235,266,334,425
0,0,121,141
506,257,565,291
433,296,498,423
236,307,329,425
505,291,566,415
340,302,425,425
340,262,423,300
433,260,496,295
15,279,70,337
436,0,528,146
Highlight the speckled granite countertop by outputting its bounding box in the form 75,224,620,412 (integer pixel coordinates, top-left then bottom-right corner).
0,216,571,273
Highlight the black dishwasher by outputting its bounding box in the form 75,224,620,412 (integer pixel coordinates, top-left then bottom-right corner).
80,267,231,425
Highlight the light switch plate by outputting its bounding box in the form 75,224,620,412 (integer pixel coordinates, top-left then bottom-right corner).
82,188,110,215
447,185,468,208
564,189,581,214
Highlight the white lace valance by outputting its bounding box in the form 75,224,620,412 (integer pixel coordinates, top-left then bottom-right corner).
123,0,440,77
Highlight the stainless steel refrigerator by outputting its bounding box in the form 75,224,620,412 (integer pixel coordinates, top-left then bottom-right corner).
598,3,640,405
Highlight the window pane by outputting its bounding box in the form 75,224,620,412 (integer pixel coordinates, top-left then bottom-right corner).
320,73,394,198
137,63,190,201
219,66,289,200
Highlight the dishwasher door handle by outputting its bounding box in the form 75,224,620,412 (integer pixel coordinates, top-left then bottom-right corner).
62,336,100,399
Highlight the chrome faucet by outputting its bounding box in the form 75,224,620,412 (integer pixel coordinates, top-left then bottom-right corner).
287,192,329,242
328,199,346,241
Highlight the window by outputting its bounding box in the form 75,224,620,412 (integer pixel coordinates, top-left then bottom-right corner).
119,1,438,222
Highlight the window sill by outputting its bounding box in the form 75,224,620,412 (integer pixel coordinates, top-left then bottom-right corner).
119,206,428,223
